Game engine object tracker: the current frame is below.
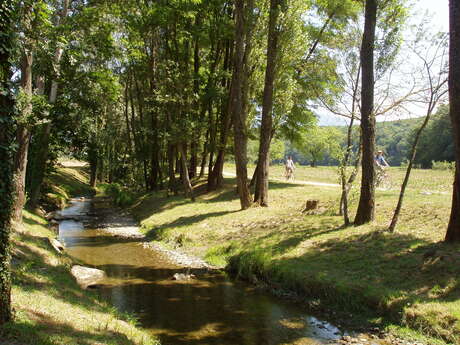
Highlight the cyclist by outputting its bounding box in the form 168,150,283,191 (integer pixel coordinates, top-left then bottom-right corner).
285,156,295,180
375,150,390,187
375,150,389,170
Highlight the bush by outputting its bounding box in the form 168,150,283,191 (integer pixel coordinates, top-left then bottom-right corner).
101,183,134,207
431,161,455,171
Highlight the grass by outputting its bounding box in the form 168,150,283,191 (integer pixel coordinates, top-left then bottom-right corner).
40,164,95,210
127,164,458,345
1,164,159,345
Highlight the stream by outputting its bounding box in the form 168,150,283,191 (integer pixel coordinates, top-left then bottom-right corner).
57,197,348,345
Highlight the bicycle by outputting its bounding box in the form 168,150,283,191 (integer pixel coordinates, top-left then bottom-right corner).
285,167,295,181
375,167,391,190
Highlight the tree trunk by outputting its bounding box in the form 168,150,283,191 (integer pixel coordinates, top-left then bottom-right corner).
254,0,281,206
199,129,210,178
168,143,176,193
207,40,232,191
28,0,69,208
231,0,252,210
389,90,440,232
339,65,361,224
12,50,33,222
89,144,98,188
178,142,195,201
446,0,460,242
0,0,15,324
354,0,377,225
190,141,197,179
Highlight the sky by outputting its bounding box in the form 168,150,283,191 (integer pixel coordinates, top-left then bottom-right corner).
318,0,450,126
417,0,449,31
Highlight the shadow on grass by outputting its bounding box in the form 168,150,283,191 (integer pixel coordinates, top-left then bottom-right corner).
10,227,147,345
229,228,460,342
1,309,139,345
144,210,238,240
130,176,308,223
46,167,94,197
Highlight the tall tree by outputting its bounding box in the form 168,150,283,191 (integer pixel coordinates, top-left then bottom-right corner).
231,0,254,209
0,0,16,325
354,0,377,225
12,1,34,222
28,0,70,208
389,29,448,232
445,0,460,242
254,0,282,206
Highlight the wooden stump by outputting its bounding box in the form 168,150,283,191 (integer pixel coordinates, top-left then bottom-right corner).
303,199,319,213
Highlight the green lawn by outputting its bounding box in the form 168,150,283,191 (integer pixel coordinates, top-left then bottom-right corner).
128,164,458,345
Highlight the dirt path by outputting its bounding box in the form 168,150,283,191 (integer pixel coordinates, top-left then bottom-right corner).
223,171,340,187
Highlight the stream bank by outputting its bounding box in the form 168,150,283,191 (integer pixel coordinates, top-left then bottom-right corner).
56,196,347,345
54,194,424,345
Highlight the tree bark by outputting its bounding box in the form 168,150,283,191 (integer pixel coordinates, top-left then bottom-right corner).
339,65,361,225
254,0,281,206
199,129,210,178
178,142,195,201
12,49,33,222
207,41,233,191
231,0,253,209
354,0,377,225
446,0,460,242
28,0,70,208
168,143,176,193
0,0,16,325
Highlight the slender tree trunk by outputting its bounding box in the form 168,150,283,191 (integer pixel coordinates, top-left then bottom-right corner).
446,0,460,242
12,50,33,222
354,0,377,225
231,0,253,209
339,65,361,223
28,0,69,208
199,129,210,178
0,0,15,324
341,138,362,226
207,41,232,190
168,143,176,193
254,0,281,206
389,89,442,232
178,142,195,201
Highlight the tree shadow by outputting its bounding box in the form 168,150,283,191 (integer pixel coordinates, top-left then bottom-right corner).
230,229,460,340
46,167,94,197
1,308,141,345
91,264,339,345
144,210,238,240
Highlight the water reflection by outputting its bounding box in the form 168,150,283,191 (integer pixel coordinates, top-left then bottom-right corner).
58,198,342,345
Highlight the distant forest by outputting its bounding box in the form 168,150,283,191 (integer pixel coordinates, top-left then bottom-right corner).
286,104,454,168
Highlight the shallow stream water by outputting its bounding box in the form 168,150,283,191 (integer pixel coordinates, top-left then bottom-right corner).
58,198,345,345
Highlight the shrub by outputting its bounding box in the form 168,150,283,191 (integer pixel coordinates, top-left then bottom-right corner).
431,161,455,171
102,183,134,207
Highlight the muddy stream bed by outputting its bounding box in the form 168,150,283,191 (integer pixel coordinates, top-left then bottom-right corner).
56,197,399,345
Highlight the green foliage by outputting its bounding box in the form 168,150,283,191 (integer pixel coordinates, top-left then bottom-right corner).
295,126,343,166
101,183,135,207
413,105,454,168
0,0,17,325
431,161,455,171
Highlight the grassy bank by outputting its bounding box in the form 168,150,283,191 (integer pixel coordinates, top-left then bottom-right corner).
1,164,158,345
127,165,458,345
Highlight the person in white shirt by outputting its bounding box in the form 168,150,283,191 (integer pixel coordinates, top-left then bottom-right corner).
285,156,295,180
